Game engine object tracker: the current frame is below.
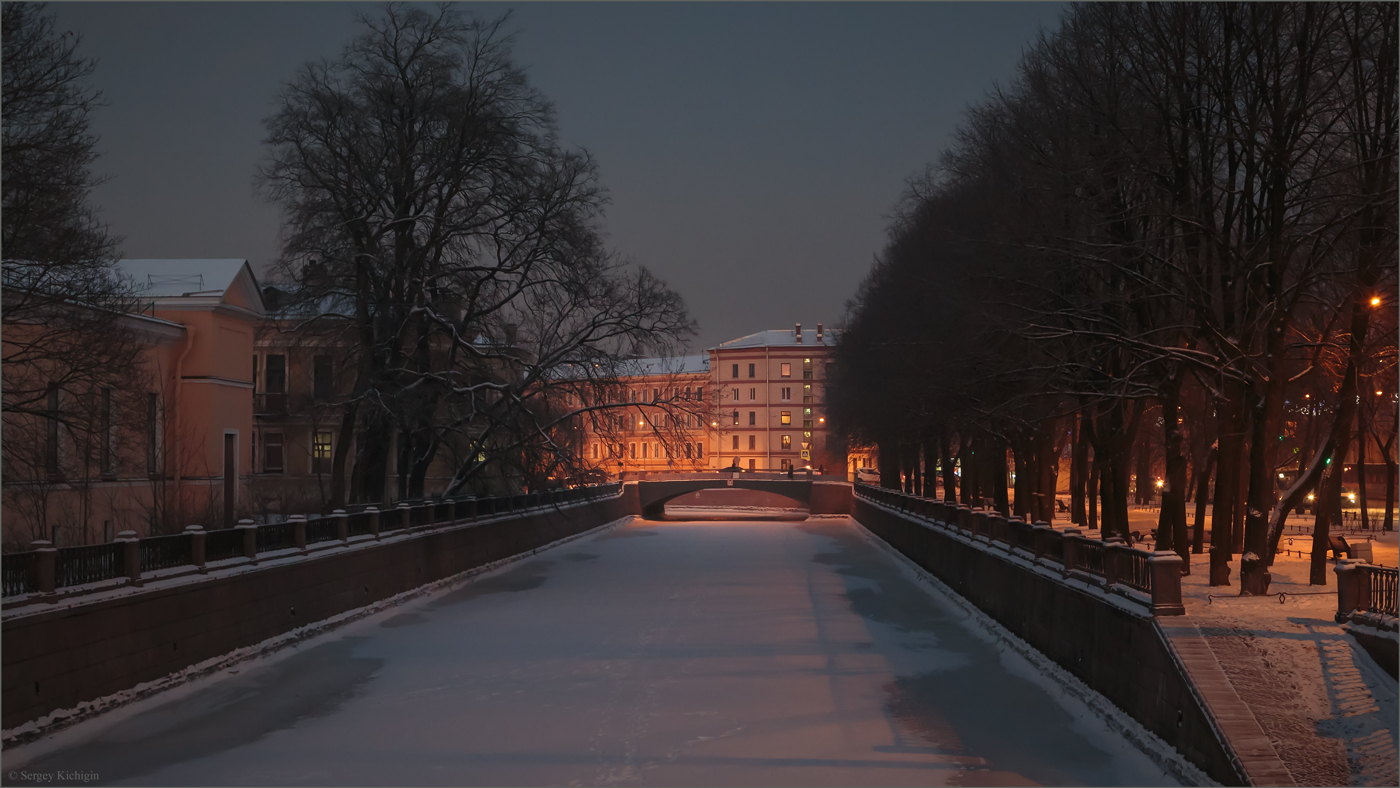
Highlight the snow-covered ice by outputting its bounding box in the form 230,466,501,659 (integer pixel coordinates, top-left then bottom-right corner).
5,517,1183,787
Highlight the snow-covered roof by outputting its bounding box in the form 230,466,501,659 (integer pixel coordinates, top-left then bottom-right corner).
617,354,710,377
711,329,837,351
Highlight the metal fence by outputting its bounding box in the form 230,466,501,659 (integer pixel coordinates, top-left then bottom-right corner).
257,522,298,552
2,552,37,596
1117,549,1154,593
140,533,193,573
205,528,244,562
54,543,124,589
1363,564,1398,617
1,483,621,596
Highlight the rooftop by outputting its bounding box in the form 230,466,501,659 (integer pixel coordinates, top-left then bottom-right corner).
118,259,255,298
711,329,837,351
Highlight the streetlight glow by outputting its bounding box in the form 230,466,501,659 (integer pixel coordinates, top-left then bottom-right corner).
1371,296,1382,306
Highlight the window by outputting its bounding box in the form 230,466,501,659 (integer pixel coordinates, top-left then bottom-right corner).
696,387,703,401
732,363,739,378
653,388,659,402
630,442,637,459
253,355,259,391
732,411,740,426
314,356,333,400
684,387,691,400
313,431,333,474
100,388,114,476
685,443,692,459
264,432,285,473
696,443,703,459
804,383,813,404
748,411,756,426
265,354,286,393
593,443,599,459
782,435,792,449
781,363,791,378
749,387,756,400
631,390,638,402
732,435,739,450
45,386,60,479
781,459,791,470
733,388,740,401
748,363,755,378
781,411,791,425
642,443,648,459
748,435,756,451
781,387,791,400
748,459,756,470
804,407,812,417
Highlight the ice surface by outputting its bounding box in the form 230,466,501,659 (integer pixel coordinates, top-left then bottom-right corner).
7,517,1182,787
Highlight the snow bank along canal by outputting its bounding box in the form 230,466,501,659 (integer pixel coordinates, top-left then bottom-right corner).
6,517,1181,786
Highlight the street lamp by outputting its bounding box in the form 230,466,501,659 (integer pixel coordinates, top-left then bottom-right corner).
1371,296,1382,307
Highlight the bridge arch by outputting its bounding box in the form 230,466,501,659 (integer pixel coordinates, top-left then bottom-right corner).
636,478,812,520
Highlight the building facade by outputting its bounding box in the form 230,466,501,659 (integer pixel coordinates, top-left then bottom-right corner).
576,324,844,478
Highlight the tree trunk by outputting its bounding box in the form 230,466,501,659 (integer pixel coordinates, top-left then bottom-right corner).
879,440,900,489
1135,429,1153,505
1311,460,1347,586
991,435,1010,516
940,426,957,503
1193,447,1214,555
1087,453,1099,531
1071,411,1089,525
1210,389,1243,586
1358,405,1369,530
1158,373,1189,572
328,400,359,509
1381,418,1397,532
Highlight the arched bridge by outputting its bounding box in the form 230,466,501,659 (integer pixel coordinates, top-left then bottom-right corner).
635,474,851,520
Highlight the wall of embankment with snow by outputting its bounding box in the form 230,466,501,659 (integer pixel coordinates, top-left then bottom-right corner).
851,493,1248,786
2,485,640,733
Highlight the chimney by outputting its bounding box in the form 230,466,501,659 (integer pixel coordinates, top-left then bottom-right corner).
817,323,824,342
795,323,802,343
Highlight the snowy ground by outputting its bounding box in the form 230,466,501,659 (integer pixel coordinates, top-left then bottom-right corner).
5,517,1184,787
1061,508,1398,785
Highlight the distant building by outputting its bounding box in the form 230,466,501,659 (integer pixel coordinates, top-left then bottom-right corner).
577,323,845,477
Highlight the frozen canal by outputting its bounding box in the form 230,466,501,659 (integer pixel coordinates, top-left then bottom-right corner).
8,518,1179,786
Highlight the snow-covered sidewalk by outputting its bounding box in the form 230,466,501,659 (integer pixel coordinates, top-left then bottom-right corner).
1176,541,1398,787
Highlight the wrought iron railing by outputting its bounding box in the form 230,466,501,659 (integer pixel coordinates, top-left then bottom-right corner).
305,517,340,545
346,511,376,537
54,543,124,589
257,522,297,552
205,528,244,562
1363,564,1398,617
140,533,192,573
1117,548,1154,593
2,552,37,596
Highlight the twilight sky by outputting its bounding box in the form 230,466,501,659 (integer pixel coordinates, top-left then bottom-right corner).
53,2,1064,350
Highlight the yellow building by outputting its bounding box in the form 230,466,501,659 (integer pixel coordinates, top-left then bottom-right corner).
580,324,843,477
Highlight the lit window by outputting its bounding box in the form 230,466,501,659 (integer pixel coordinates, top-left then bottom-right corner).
782,435,791,449
732,410,740,425
313,431,332,474
781,363,791,378
781,412,791,425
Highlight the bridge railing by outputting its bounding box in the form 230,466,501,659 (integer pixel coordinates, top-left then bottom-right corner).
1336,561,1399,623
2,482,624,600
852,481,1184,616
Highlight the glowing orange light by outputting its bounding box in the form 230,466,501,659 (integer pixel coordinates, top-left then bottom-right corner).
1371,296,1382,306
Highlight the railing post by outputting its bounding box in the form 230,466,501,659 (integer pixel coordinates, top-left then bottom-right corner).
399,502,413,532
462,496,476,521
333,510,349,543
1061,529,1082,577
290,514,307,553
117,530,142,586
1103,537,1126,588
236,519,259,564
185,525,207,572
442,499,455,524
1031,521,1052,559
30,539,56,595
1334,559,1366,623
366,506,381,540
1148,551,1185,615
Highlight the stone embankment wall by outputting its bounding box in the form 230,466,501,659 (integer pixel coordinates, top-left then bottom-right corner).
851,494,1247,786
2,486,640,732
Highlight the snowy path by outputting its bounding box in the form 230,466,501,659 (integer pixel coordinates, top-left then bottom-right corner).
7,518,1176,787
